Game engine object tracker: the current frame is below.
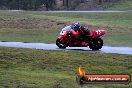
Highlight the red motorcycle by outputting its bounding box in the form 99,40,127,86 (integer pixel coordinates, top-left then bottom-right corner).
56,29,107,50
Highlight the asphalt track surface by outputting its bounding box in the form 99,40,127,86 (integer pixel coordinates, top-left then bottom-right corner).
47,11,131,12
0,42,132,55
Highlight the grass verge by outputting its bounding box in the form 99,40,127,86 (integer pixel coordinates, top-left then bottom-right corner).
0,47,132,88
105,0,132,11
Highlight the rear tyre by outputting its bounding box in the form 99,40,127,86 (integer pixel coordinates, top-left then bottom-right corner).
89,38,103,50
56,39,67,49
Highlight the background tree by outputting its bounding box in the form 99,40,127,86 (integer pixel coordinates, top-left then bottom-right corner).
0,0,125,10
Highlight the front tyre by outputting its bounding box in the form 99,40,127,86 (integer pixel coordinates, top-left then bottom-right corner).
89,38,103,50
56,39,67,49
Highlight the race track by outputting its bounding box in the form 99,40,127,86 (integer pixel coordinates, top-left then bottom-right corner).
47,11,131,12
0,42,132,55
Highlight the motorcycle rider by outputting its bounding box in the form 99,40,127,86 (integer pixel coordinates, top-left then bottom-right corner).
73,23,90,38
61,23,80,31
62,23,90,38
72,23,90,35
72,23,81,31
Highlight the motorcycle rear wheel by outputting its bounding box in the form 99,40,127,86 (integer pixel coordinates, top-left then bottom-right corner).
56,39,67,49
89,38,103,50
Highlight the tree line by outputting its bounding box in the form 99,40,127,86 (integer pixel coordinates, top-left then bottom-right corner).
0,0,122,10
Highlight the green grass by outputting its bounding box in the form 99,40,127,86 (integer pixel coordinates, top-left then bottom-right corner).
0,10,131,88
105,0,132,11
0,28,58,43
41,12,132,28
0,47,132,88
0,10,132,46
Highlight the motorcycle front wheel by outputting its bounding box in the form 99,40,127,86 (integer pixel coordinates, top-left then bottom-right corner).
56,39,68,49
